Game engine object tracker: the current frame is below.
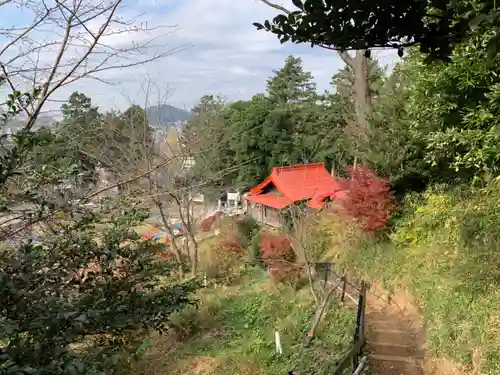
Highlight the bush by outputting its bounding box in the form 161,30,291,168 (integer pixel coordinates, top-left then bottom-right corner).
248,231,262,267
341,166,397,232
168,304,201,340
219,232,244,253
200,240,244,282
235,216,260,264
0,204,198,375
298,216,333,262
260,232,295,264
154,244,191,276
217,217,260,255
268,263,304,288
259,233,299,284
235,216,259,248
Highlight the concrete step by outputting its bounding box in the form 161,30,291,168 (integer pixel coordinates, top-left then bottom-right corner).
368,354,424,375
367,342,424,358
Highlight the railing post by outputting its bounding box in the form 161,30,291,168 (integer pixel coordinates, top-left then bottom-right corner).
360,282,366,344
352,280,365,372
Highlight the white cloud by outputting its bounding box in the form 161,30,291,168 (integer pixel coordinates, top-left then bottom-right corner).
0,0,398,113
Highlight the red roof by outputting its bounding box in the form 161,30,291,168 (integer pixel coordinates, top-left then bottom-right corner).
308,189,349,209
245,194,292,209
245,162,347,209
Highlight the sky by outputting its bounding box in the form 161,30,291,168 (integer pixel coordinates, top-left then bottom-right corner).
0,0,398,114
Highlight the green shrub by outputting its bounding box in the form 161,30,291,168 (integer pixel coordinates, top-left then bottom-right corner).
168,304,202,340
0,203,198,375
235,216,260,248
234,216,261,266
248,231,263,267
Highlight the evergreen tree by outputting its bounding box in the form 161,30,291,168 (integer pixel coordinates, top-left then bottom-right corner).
227,95,274,185
266,56,317,105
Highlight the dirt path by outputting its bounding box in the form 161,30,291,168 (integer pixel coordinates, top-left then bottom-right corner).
363,281,463,375
365,285,425,375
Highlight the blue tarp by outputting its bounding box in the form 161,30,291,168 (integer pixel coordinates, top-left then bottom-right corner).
152,232,165,239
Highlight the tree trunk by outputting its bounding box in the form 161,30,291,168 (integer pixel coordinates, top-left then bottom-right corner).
304,278,342,347
338,50,373,159
352,50,372,134
169,193,199,277
257,0,374,164
189,231,199,277
185,200,199,277
156,200,185,279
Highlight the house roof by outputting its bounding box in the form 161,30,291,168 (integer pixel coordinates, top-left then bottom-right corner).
308,189,349,209
245,193,293,209
247,163,346,208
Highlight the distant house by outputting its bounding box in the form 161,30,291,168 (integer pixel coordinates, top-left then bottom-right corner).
244,163,348,227
215,189,244,216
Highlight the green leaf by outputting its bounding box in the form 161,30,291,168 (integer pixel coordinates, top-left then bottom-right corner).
253,22,264,30
280,35,290,44
468,14,486,31
486,33,500,60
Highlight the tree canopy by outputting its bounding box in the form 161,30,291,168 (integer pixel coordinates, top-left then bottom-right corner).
254,0,500,60
183,56,348,190
187,16,499,195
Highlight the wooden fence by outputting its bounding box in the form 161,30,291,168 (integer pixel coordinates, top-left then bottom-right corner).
331,277,367,375
304,265,368,375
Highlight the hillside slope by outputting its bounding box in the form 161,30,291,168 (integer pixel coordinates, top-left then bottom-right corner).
320,183,500,375
129,269,356,375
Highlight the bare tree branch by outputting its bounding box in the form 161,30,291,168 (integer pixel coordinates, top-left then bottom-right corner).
0,0,191,244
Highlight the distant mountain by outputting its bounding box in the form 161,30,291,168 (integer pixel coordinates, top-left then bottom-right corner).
146,105,191,127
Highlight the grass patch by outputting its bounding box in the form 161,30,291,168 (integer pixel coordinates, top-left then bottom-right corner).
129,268,355,375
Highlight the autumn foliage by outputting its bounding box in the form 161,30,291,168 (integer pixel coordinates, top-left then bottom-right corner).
219,232,245,253
156,250,176,261
200,211,224,232
341,166,397,232
259,232,300,284
259,233,295,264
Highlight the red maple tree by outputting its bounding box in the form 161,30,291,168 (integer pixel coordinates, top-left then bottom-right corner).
341,166,397,232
